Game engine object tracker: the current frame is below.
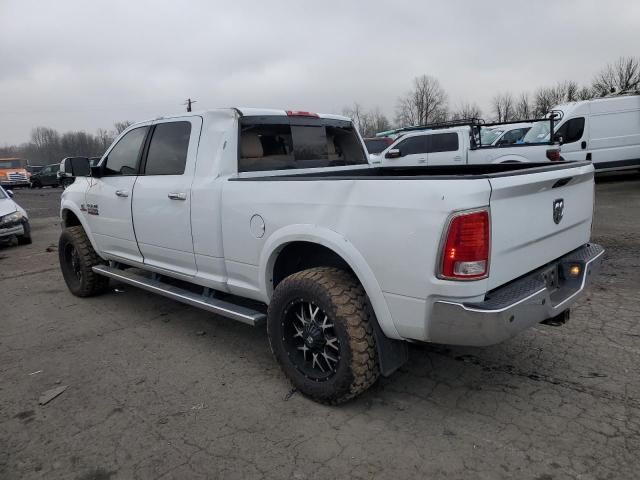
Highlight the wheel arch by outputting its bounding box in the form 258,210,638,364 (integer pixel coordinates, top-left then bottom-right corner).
60,202,103,259
259,225,401,341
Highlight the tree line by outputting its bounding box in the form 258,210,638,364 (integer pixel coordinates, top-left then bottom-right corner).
0,121,132,166
344,56,640,137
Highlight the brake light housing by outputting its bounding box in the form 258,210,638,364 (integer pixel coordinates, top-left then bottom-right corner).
286,110,319,118
439,209,490,280
546,149,561,161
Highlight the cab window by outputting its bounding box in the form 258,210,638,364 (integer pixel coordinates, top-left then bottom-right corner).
144,122,191,175
396,136,427,155
103,127,148,176
428,133,459,153
555,118,585,144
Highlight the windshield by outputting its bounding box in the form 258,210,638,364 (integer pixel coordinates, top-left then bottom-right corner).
0,160,22,169
523,121,551,143
0,187,7,199
364,138,390,154
480,129,504,145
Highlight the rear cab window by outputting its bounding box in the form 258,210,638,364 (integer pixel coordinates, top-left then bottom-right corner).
239,116,367,172
144,122,192,175
428,132,459,152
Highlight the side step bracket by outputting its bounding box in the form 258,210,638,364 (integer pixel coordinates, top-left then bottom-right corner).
92,265,266,327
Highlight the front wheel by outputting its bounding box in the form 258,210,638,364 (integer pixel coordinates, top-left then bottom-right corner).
17,220,32,245
267,267,379,404
59,226,109,297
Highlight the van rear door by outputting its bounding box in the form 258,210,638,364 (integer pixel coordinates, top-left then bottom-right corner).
487,162,594,289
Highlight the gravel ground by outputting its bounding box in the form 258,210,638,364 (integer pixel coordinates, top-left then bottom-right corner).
0,174,639,480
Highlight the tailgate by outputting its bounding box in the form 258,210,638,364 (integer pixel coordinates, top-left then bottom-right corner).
487,163,594,290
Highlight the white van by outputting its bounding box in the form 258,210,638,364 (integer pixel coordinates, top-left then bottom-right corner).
523,94,640,172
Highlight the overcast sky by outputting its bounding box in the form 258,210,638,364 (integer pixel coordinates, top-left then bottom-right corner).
1,0,638,145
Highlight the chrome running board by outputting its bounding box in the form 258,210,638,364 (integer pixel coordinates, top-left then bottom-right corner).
92,265,266,327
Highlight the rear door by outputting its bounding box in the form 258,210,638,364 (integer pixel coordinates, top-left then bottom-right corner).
487,163,594,289
131,117,202,276
426,131,463,165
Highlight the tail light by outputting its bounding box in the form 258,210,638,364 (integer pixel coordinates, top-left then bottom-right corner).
546,149,561,161
286,110,319,118
439,209,490,280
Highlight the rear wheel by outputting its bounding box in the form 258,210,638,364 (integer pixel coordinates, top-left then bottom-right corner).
59,226,109,297
267,267,379,404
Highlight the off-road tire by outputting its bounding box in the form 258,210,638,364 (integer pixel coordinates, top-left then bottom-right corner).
267,267,379,404
59,226,109,297
18,221,32,245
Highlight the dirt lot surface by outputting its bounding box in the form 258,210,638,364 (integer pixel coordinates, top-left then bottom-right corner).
1,175,639,480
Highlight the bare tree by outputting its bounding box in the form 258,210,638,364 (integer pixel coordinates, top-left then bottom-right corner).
342,103,374,137
515,93,532,120
533,87,555,117
592,56,640,96
491,92,516,122
96,128,114,153
450,101,482,121
368,107,391,135
113,121,133,135
30,127,61,163
577,86,594,100
395,75,448,126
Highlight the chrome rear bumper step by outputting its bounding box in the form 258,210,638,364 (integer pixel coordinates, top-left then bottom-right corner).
92,265,266,327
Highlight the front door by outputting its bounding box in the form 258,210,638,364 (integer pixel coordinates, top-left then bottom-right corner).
85,125,150,264
555,117,587,161
131,117,202,276
383,135,427,167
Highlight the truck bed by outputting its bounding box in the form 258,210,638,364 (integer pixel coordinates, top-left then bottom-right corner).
232,161,588,181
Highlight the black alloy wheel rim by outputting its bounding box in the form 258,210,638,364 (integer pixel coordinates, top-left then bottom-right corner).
282,299,341,381
64,243,82,283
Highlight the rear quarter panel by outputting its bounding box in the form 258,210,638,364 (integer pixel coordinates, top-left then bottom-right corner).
221,176,491,339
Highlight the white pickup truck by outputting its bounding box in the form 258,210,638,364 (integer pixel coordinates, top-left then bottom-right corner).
59,108,603,404
375,122,561,167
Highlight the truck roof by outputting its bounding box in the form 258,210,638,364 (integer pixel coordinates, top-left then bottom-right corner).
142,108,352,125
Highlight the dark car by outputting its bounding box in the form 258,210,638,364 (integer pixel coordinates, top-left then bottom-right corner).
30,163,60,188
363,137,394,154
26,165,45,175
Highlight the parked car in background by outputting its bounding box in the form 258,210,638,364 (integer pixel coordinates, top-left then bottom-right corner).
523,93,640,172
0,158,30,188
363,137,394,154
0,186,31,245
378,120,560,167
30,163,60,188
480,122,532,146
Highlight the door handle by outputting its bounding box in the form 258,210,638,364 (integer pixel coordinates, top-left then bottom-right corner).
115,190,129,197
168,192,187,201
581,141,587,150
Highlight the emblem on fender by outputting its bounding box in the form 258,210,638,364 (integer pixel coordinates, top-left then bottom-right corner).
553,199,564,224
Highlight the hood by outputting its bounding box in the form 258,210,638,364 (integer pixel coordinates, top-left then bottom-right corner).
0,197,18,217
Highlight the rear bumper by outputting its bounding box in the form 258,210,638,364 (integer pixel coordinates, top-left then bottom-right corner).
428,243,604,346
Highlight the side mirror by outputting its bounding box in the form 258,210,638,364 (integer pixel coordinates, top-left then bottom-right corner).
385,148,401,159
6,189,14,198
70,157,91,177
553,134,564,144
90,165,104,178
